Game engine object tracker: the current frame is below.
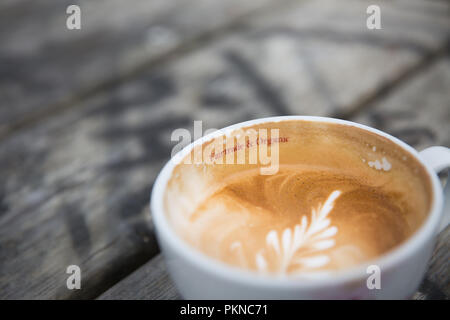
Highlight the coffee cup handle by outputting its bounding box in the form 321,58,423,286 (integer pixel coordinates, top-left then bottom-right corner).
419,146,450,233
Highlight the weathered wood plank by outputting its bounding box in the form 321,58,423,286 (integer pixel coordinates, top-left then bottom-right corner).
354,57,450,150
0,0,279,138
98,255,180,300
235,0,449,115
0,0,448,299
414,226,450,300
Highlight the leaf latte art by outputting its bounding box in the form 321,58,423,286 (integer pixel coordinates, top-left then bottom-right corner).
233,190,341,274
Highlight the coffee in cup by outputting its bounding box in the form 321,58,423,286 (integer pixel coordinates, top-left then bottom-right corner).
164,120,432,275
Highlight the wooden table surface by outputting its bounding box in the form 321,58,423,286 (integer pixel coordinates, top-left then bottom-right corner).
0,0,449,300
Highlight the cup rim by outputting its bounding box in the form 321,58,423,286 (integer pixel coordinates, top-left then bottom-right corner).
150,116,443,289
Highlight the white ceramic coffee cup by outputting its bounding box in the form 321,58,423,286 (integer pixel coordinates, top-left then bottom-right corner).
151,116,450,299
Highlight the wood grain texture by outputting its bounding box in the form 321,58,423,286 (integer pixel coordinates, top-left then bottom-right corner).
413,226,450,300
242,0,450,116
354,57,450,150
0,0,279,137
0,0,449,299
98,255,180,300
